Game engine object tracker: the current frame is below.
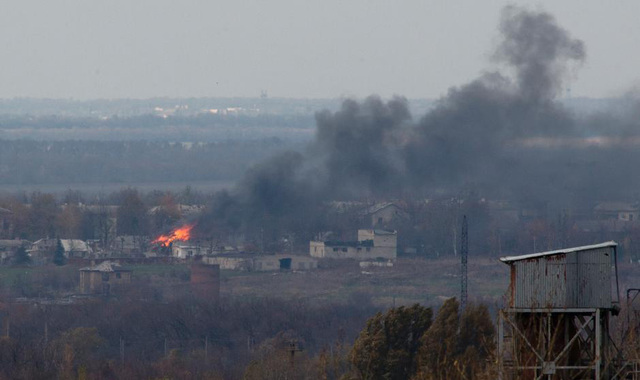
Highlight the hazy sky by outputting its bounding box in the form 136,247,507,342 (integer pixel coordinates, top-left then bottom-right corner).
1,1,638,100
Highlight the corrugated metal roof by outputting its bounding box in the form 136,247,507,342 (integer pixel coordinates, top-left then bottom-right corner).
499,241,617,263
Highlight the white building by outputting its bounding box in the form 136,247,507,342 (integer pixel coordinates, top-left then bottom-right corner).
172,242,201,259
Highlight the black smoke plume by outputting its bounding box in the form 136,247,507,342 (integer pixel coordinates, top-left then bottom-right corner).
198,5,640,239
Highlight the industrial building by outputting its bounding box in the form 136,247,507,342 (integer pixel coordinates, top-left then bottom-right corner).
309,229,397,260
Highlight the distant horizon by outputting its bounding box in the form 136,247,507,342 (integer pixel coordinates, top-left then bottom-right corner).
2,2,639,100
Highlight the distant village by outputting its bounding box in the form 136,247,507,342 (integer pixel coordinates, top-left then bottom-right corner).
1,191,640,300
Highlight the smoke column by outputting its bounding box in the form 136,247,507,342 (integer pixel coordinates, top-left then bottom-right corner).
199,5,640,236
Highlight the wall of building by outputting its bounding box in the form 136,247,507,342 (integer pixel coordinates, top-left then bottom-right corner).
508,247,613,309
79,270,131,294
357,229,397,248
172,244,200,259
309,242,395,260
310,241,326,258
369,205,402,226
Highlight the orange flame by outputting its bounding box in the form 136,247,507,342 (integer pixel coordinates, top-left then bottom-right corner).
152,224,194,247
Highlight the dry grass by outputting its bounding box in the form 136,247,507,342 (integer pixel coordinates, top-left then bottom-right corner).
220,256,510,307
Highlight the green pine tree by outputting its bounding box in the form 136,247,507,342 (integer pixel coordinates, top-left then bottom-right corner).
53,239,66,266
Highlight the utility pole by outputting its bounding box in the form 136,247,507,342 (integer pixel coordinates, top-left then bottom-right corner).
460,215,468,311
120,337,124,365
288,339,302,369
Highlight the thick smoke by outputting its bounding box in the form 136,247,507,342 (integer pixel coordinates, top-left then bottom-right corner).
495,5,585,103
406,5,586,200
199,5,640,238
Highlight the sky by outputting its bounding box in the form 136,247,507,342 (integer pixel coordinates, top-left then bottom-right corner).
1,0,638,100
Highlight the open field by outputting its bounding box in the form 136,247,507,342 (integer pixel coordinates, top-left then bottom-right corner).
220,257,511,308
1,257,635,309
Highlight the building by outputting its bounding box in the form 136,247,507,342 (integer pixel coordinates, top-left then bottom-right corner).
203,254,317,272
309,229,397,260
29,238,93,260
0,207,13,239
497,241,632,379
61,239,93,258
111,235,146,256
594,201,639,221
79,261,132,295
360,202,407,228
172,242,201,259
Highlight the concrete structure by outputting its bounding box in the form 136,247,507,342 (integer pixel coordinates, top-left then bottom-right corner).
203,254,317,272
172,242,201,259
310,229,397,260
360,202,407,228
497,242,633,379
79,261,131,295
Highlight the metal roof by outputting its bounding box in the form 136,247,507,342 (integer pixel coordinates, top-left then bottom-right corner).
80,261,130,272
499,241,617,263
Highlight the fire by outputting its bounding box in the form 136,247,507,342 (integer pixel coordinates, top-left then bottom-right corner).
152,224,194,247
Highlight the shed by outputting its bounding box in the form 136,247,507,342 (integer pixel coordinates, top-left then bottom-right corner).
500,241,618,310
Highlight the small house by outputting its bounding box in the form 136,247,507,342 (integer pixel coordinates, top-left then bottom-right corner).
360,202,407,228
79,261,132,295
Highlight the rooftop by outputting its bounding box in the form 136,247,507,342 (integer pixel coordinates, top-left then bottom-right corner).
80,261,130,272
499,241,617,263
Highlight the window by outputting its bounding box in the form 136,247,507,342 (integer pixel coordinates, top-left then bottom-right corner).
116,272,121,279
357,247,362,251
102,272,109,281
341,247,348,252
333,248,339,252
366,247,371,252
631,214,634,221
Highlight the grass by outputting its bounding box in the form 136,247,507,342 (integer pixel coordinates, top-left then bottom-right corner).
219,257,511,308
0,257,512,307
0,265,80,286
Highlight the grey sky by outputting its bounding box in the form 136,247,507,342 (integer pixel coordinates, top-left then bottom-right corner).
1,0,638,100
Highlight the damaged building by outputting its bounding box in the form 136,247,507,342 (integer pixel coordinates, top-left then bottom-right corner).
309,229,397,260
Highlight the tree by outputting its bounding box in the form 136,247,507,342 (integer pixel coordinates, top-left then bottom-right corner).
350,304,433,380
29,192,58,239
415,298,496,380
416,298,460,380
53,239,66,266
13,246,30,265
56,203,83,239
116,189,148,236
